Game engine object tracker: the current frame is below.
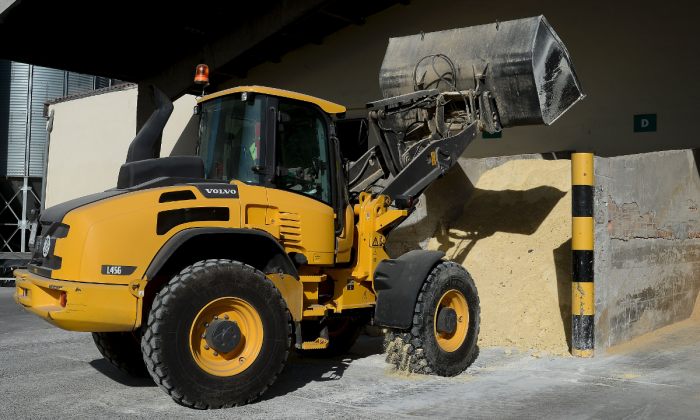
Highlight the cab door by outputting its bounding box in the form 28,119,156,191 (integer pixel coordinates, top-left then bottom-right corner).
265,99,337,265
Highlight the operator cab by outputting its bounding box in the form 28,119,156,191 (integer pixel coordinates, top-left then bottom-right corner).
195,86,349,234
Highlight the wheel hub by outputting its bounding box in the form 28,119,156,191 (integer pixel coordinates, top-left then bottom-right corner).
436,307,458,334
189,297,264,377
433,289,469,352
206,319,242,354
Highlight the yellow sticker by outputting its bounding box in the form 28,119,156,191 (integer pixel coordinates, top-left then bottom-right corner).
430,151,436,166
371,235,384,247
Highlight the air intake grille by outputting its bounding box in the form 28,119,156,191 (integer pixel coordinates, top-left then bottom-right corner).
278,212,302,247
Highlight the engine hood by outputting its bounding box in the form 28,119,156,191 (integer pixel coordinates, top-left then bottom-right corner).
40,190,127,224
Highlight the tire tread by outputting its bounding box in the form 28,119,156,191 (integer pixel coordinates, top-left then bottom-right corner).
384,261,481,376
141,259,291,409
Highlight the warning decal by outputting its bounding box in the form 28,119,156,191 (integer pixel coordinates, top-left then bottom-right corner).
371,235,383,247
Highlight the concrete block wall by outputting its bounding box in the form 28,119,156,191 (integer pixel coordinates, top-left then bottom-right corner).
594,149,700,352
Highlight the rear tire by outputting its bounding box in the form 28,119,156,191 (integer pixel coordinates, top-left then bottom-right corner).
141,259,291,409
384,261,480,376
92,331,148,377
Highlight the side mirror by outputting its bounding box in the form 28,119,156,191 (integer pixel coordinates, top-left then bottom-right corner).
278,112,290,123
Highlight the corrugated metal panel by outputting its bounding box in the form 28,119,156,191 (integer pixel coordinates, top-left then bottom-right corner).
1,61,101,177
66,72,94,95
94,77,110,89
2,61,30,177
0,60,12,176
28,67,64,177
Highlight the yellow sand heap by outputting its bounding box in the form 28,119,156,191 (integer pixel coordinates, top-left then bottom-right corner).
428,159,572,354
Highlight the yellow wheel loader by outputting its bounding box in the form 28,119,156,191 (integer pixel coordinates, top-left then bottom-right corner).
14,16,583,408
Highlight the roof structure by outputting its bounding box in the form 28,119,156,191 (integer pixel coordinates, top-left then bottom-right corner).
0,0,408,97
199,86,346,114
42,83,136,117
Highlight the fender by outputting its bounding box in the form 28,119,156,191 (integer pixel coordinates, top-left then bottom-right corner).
373,250,446,329
144,227,299,280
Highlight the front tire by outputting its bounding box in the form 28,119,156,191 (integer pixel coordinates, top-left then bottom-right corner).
385,261,480,376
141,259,291,409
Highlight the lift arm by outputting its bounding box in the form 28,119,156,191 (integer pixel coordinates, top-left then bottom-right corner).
347,15,585,218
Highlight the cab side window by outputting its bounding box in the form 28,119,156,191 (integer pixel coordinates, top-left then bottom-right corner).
275,102,331,205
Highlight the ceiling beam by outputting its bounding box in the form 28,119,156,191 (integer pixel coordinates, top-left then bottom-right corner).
281,31,323,46
318,9,365,26
136,0,329,129
213,70,248,80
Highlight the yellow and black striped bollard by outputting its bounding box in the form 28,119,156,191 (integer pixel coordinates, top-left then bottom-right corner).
571,153,594,357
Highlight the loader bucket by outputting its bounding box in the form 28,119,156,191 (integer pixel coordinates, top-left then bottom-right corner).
378,16,585,127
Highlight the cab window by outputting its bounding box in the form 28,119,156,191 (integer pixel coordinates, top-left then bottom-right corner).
275,102,331,205
198,94,265,184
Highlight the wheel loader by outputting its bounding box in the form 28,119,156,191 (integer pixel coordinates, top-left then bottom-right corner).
14,16,583,408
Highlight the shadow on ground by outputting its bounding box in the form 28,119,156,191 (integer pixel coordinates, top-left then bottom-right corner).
259,335,386,401
87,335,387,397
88,359,156,387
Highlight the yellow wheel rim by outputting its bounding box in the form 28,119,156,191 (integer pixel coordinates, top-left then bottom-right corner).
434,289,469,353
189,297,263,377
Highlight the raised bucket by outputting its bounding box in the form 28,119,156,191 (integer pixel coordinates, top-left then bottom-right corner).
378,15,585,127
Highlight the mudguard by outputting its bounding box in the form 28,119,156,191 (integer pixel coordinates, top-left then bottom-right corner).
373,250,446,329
145,227,299,280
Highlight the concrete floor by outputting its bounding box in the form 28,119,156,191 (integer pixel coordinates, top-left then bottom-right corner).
1,287,699,419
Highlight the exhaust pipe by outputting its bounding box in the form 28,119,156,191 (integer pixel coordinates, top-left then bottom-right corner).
378,15,585,128
125,85,174,163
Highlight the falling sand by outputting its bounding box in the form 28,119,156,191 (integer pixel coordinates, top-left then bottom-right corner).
429,159,572,354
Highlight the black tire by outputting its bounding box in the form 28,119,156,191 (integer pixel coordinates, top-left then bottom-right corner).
384,261,480,376
92,331,149,377
296,317,364,358
141,259,291,409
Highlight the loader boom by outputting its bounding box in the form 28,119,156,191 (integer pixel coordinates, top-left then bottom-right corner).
348,15,584,217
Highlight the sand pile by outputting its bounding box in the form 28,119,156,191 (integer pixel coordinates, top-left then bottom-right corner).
691,290,700,321
428,159,572,354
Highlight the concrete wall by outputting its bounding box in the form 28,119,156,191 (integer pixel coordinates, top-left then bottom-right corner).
220,0,700,158
45,88,197,207
594,149,700,352
161,95,198,157
45,87,137,208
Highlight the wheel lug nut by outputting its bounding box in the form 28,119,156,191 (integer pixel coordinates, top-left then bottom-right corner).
201,333,206,338
213,315,218,320
213,351,218,356
204,345,209,350
239,357,245,363
224,314,229,320
205,323,209,327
